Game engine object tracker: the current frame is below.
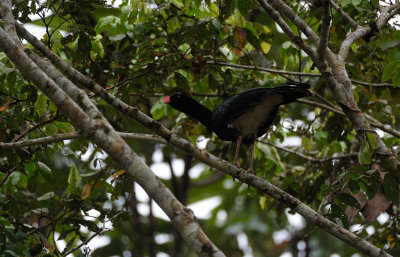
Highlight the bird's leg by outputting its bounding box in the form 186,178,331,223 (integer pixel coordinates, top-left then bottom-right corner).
233,136,242,167
247,143,255,174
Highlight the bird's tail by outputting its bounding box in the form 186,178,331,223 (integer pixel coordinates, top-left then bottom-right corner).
272,81,312,104
286,80,311,89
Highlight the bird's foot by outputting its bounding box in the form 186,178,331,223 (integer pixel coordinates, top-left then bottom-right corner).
247,167,255,174
232,161,240,181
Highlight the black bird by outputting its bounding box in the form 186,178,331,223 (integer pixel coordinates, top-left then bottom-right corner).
163,82,311,173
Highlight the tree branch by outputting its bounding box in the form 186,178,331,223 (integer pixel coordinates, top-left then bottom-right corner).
266,0,320,46
350,79,394,88
339,2,400,61
377,3,400,28
317,0,331,63
11,114,61,143
0,28,225,257
338,26,370,61
261,141,357,163
299,99,400,138
61,211,125,257
330,0,359,28
0,0,18,41
0,132,167,150
209,60,396,88
257,0,318,60
207,60,321,77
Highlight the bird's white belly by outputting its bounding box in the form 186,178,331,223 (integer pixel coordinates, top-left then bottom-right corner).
229,94,282,137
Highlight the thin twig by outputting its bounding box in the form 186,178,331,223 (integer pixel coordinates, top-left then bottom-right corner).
209,60,395,88
330,0,359,28
262,141,358,163
350,79,395,88
1,132,167,150
311,90,338,110
208,60,320,77
11,114,61,143
317,0,331,63
257,0,318,60
61,211,124,256
61,228,107,256
0,167,16,186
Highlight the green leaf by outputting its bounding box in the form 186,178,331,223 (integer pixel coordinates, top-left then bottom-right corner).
330,204,349,228
38,161,52,174
366,132,376,150
35,93,47,117
348,180,360,193
95,16,121,35
53,121,75,133
166,17,181,33
150,100,166,120
360,173,380,199
392,69,400,86
37,192,55,201
9,172,28,188
2,250,19,257
358,133,374,165
209,2,219,16
382,60,400,82
0,217,11,226
301,137,312,151
320,185,332,197
259,196,266,210
6,71,16,89
337,193,360,208
341,0,352,6
371,0,379,7
352,0,361,6
212,19,222,30
66,163,82,196
175,71,189,88
383,173,399,203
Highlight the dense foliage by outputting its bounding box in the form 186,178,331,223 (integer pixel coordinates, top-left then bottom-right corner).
1,0,400,256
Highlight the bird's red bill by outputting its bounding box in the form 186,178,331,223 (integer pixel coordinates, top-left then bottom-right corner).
163,96,171,103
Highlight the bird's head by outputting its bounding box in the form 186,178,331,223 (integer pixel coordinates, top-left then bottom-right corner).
163,94,194,112
163,94,187,104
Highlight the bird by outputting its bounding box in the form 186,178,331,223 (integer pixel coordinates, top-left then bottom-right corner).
163,81,311,174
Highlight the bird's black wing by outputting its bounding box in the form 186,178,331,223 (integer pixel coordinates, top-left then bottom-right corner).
212,82,311,125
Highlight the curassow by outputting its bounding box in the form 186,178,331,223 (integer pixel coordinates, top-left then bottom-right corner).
164,82,311,173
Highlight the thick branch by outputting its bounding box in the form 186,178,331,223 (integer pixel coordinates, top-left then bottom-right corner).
377,3,400,28
338,26,370,61
0,0,18,41
339,3,400,61
0,28,225,257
